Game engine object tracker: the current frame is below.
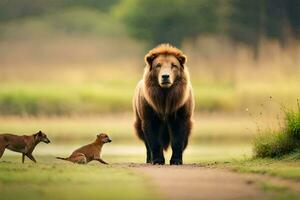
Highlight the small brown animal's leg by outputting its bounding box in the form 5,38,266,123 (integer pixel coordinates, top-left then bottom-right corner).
22,153,25,163
0,145,5,159
95,158,108,165
69,153,87,164
26,154,37,163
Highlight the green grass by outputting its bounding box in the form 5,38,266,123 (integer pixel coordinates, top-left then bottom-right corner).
259,181,289,192
0,82,135,115
218,157,300,199
0,80,299,115
219,154,300,181
0,157,160,200
0,142,252,200
253,103,300,158
258,181,300,200
1,146,300,200
0,81,236,115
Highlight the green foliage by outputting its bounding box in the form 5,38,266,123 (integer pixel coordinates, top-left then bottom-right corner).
227,0,262,52
0,81,299,116
253,130,297,158
0,0,299,52
119,0,219,47
286,0,300,37
118,0,300,50
0,83,134,116
0,0,299,51
45,7,125,36
227,0,300,56
254,103,300,158
0,0,120,21
0,7,125,38
0,81,242,116
285,104,300,139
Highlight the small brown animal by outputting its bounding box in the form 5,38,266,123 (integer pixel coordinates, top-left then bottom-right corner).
0,130,51,163
56,133,111,164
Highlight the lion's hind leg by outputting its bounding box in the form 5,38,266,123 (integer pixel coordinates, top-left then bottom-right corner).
135,116,152,163
69,153,87,164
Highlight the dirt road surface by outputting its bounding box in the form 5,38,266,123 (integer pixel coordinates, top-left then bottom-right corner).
128,164,300,200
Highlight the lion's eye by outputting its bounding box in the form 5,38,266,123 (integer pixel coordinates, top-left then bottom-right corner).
171,63,178,69
155,64,161,68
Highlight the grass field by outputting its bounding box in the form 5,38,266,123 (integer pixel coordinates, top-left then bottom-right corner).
0,114,299,180
0,130,252,200
0,99,299,200
0,114,261,144
1,145,300,200
0,79,299,115
221,156,300,181
0,157,160,200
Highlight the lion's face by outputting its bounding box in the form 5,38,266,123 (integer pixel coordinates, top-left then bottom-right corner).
151,55,182,88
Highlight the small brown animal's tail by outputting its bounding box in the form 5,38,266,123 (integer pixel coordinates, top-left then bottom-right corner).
56,157,68,161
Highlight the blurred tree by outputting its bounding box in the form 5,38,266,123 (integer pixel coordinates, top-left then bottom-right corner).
227,0,266,58
227,0,300,58
119,0,219,47
0,0,299,56
286,0,300,38
0,0,120,21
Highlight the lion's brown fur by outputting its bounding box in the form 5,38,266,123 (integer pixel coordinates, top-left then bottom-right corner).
144,43,187,65
133,43,194,165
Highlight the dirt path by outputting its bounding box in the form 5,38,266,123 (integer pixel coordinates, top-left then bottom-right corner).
125,164,300,200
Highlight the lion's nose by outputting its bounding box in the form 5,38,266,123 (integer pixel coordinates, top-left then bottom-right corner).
162,74,170,80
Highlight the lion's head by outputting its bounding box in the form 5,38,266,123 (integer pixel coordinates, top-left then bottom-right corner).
144,44,187,89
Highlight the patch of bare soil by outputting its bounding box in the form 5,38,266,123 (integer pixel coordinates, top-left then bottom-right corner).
117,163,300,200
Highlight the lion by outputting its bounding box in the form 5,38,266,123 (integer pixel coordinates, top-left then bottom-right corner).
133,43,194,165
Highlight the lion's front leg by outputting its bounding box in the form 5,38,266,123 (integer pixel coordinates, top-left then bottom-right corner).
142,118,165,165
168,115,192,165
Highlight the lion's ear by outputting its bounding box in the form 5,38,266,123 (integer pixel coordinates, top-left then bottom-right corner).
145,53,157,68
177,54,187,66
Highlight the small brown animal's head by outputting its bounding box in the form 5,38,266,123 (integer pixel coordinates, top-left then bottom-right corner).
145,44,187,89
97,133,112,144
34,130,51,144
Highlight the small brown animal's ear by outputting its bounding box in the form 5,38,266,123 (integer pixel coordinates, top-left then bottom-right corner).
177,54,187,67
145,53,157,69
38,130,43,136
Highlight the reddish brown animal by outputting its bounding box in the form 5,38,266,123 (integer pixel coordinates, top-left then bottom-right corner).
133,43,194,165
56,133,111,164
0,130,50,163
